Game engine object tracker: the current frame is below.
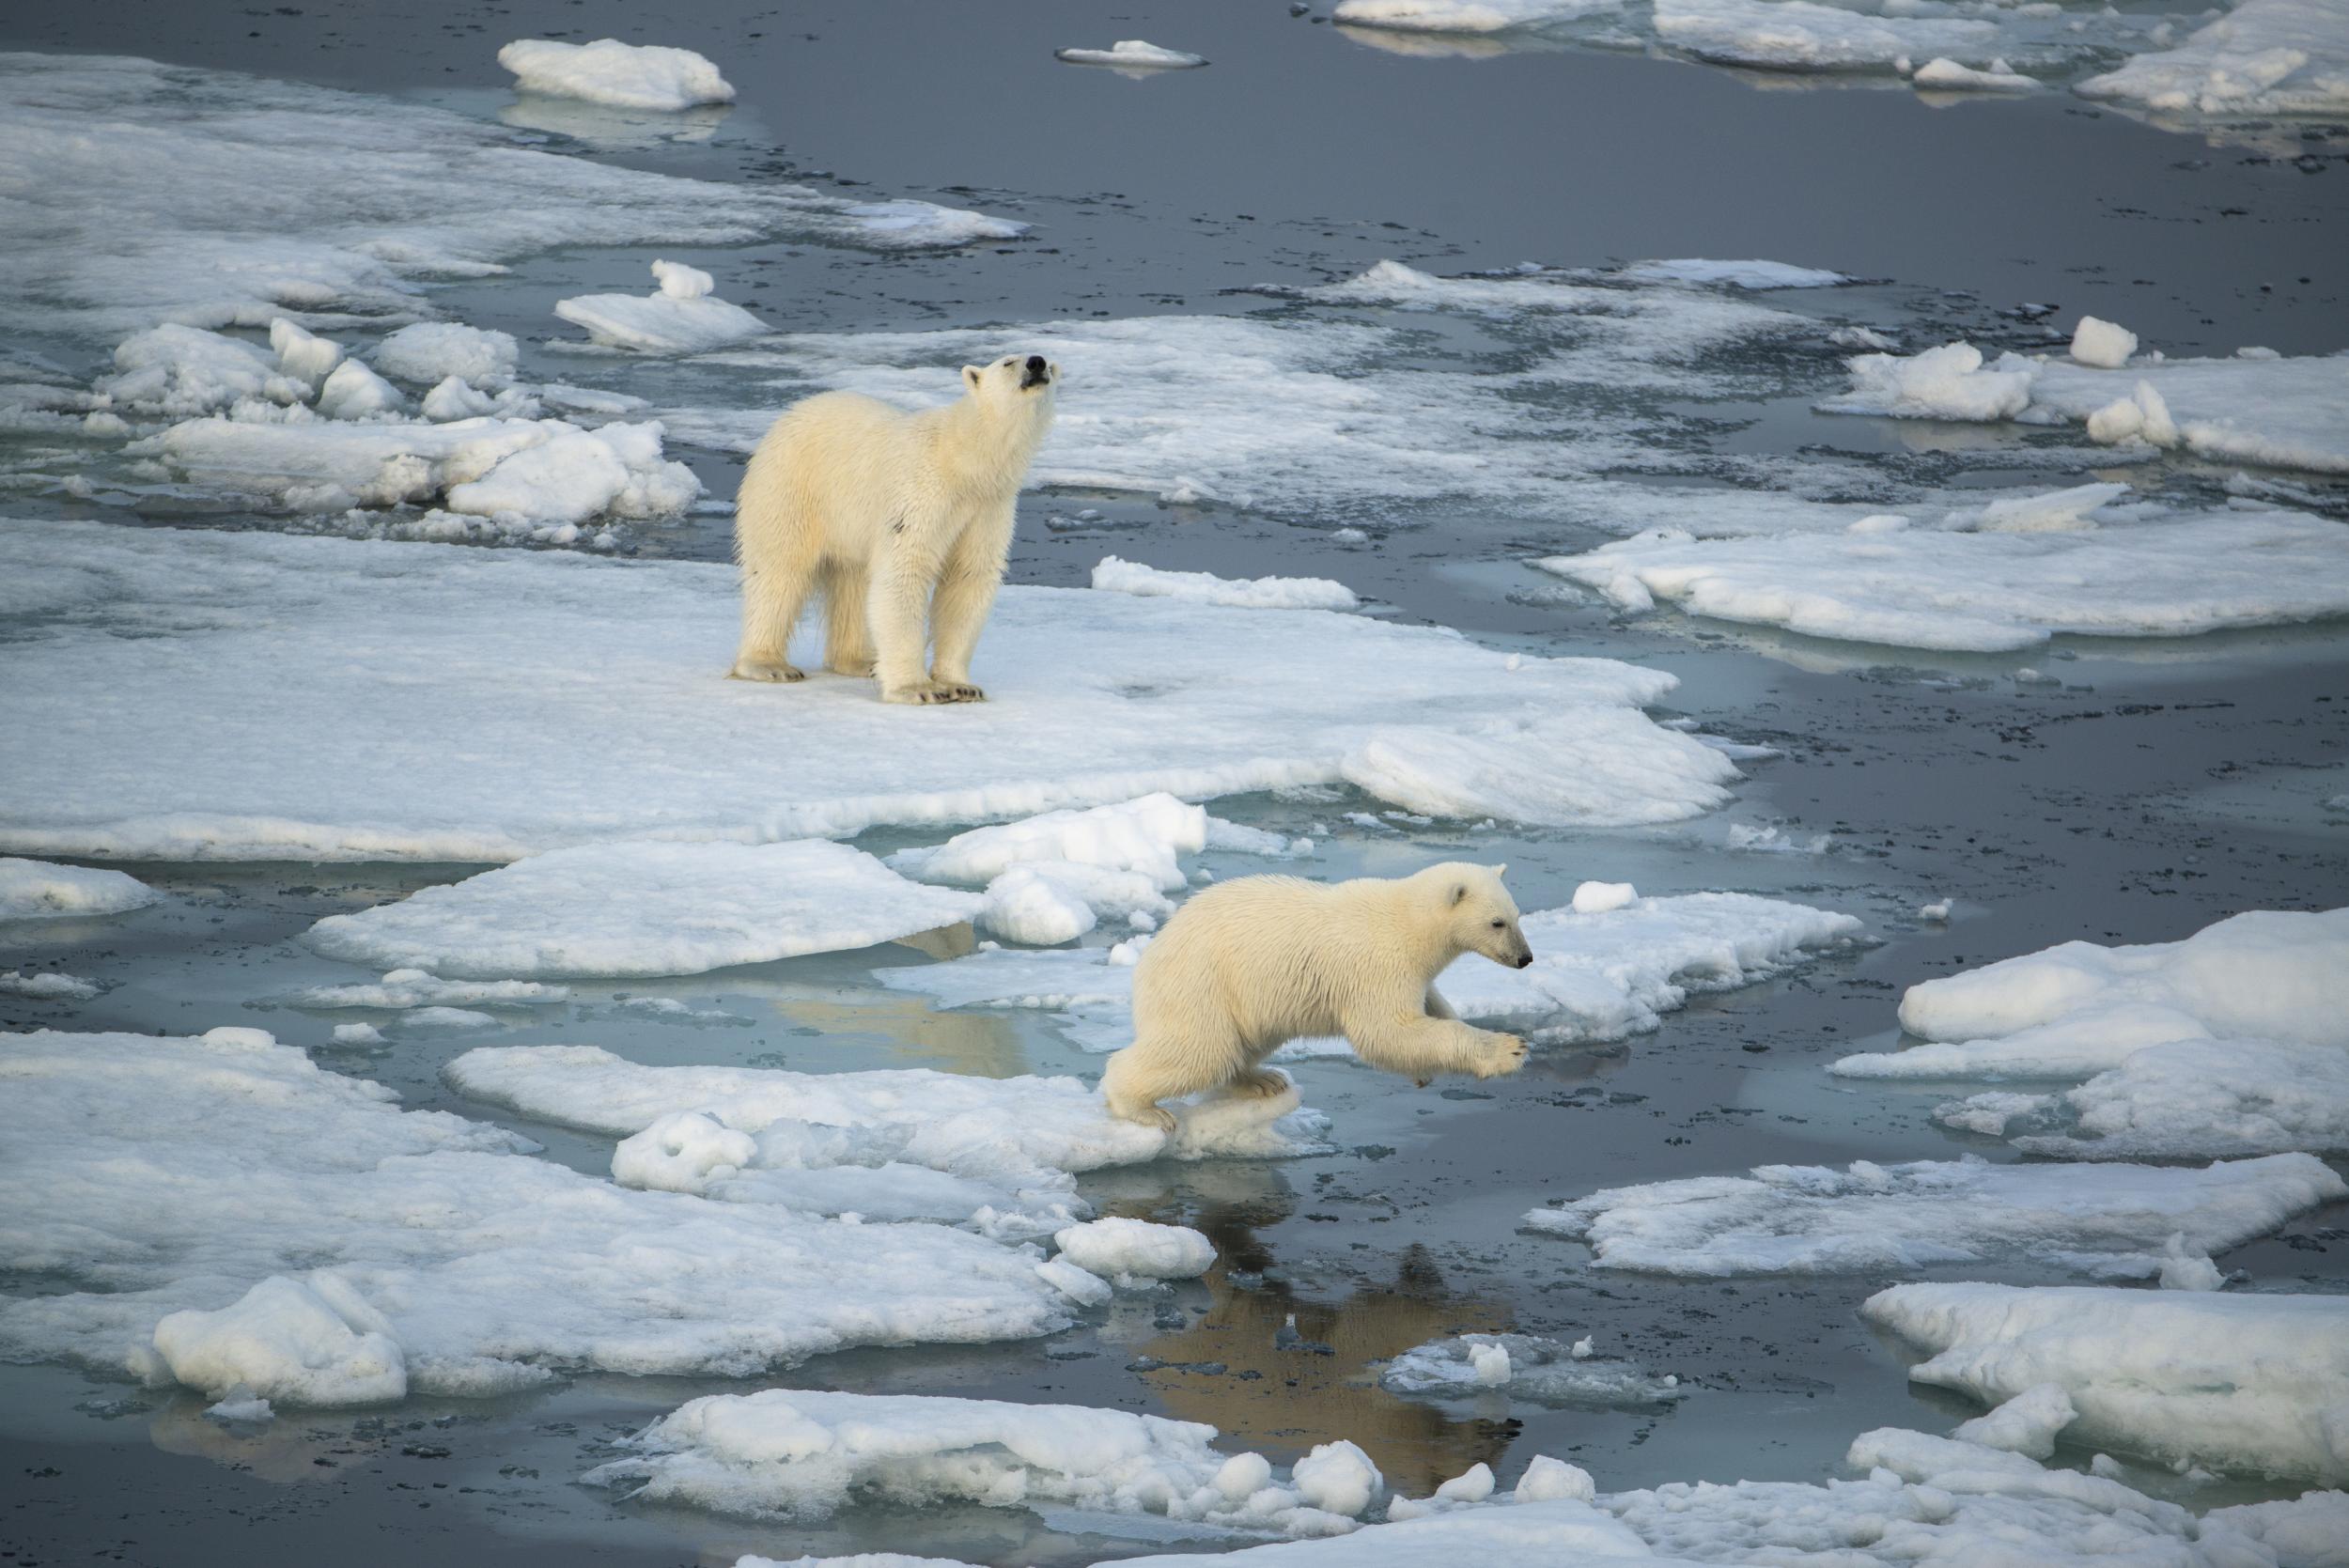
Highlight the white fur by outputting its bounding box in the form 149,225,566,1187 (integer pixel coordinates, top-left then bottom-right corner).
1100,862,1534,1128
730,355,1057,704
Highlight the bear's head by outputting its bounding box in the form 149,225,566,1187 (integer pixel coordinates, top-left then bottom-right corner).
962,352,1059,411
1429,862,1532,970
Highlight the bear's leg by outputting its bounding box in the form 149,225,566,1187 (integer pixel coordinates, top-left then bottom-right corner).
1346,1007,1527,1086
730,555,814,683
822,562,875,676
869,551,961,706
927,509,1012,702
1224,1065,1291,1099
1101,1026,1246,1131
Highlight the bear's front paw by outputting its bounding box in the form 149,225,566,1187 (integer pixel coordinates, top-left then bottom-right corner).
884,679,984,706
730,657,805,683
1225,1067,1289,1100
1473,1032,1529,1079
1113,1103,1179,1132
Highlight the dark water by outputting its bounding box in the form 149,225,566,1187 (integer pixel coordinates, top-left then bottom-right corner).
3,3,2346,1565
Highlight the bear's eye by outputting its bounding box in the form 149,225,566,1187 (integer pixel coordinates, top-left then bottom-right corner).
1489,919,1505,929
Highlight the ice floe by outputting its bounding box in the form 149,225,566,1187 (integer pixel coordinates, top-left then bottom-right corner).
288,969,570,1011
1949,1037,2349,1161
444,1043,1330,1230
879,889,1859,1054
307,841,985,980
1522,1152,2346,1277
1912,56,2039,92
1837,908,2349,1079
0,857,158,920
1331,0,1625,32
0,521,1732,861
2077,0,2349,122
0,54,1020,342
1655,0,2004,73
589,1388,1377,1536
1823,337,2349,474
1866,1281,2349,1482
0,1029,1074,1403
134,413,702,526
1613,257,1850,288
1053,40,1209,70
498,39,736,110
100,324,309,418
372,322,519,389
1091,557,1359,612
1536,505,2349,651
555,259,768,353
0,970,101,1001
1052,1218,1216,1281
1379,1333,1682,1405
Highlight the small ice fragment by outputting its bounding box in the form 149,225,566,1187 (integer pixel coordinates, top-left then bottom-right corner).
497,38,736,110
330,1022,386,1046
1053,39,1208,70
1572,880,1637,914
1920,901,1952,922
2071,316,2140,369
1468,1341,1512,1386
1513,1453,1595,1502
2158,1234,2224,1292
1291,1438,1381,1516
1434,1462,1495,1503
1570,1336,1594,1358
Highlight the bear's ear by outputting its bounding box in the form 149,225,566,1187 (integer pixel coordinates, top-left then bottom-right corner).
961,365,983,392
1449,881,1468,907
1489,862,1508,878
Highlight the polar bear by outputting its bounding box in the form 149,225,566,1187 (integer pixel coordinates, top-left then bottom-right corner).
1100,862,1534,1128
730,353,1058,704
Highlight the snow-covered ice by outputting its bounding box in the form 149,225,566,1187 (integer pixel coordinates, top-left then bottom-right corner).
1331,0,1625,32
306,842,986,980
1380,1334,1682,1405
100,324,308,417
1654,0,2003,73
134,414,702,525
1866,1281,2349,1482
555,259,768,353
0,1029,1075,1402
1836,908,2349,1079
2207,1490,2349,1568
0,522,1735,861
1912,56,2039,92
2070,316,2139,370
313,359,403,420
879,889,1860,1052
589,1389,1378,1536
1536,505,2349,652
1091,557,1359,612
1941,1036,2349,1160
1613,258,1849,289
0,53,1021,342
889,794,1208,892
1052,1218,1216,1280
443,1044,1329,1198
1522,1153,2345,1277
289,970,570,1011
2077,0,2349,121
0,970,101,1001
497,38,734,110
1823,338,2349,474
372,323,518,389
1949,1382,2077,1459
1053,41,1209,70
0,857,158,920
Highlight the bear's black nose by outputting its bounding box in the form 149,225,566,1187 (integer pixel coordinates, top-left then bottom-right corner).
1025,355,1047,374
1516,952,1533,969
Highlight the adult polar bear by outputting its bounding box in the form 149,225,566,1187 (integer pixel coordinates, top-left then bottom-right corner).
731,352,1058,704
1101,863,1535,1128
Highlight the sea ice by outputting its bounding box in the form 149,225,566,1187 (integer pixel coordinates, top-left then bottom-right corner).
889,794,1207,892
555,258,768,353
1052,1218,1216,1280
2070,316,2140,369
443,1044,1329,1193
2077,0,2349,120
1535,505,2349,651
269,318,342,385
134,414,701,523
2207,1490,2349,1568
1612,258,1849,289
289,969,570,1011
1654,0,2002,72
1840,908,2349,1079
100,324,307,417
307,841,986,980
1943,1036,2349,1160
588,1389,1373,1536
0,522,1733,860
1091,557,1359,612
1330,0,1625,31
1522,1152,2345,1277
1380,1333,1682,1405
497,38,736,110
0,970,100,1001
1949,1382,2077,1459
879,889,1861,1052
372,323,518,389
0,54,1021,342
1912,56,2039,92
0,1029,1073,1402
1865,1281,2349,1482
1053,41,1208,70
1821,341,2039,421
313,359,403,420
0,857,158,920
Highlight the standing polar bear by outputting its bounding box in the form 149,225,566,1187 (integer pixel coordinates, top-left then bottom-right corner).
1100,863,1534,1128
731,353,1058,704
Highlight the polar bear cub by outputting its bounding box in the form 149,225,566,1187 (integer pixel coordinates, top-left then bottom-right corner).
731,353,1058,704
1100,862,1534,1128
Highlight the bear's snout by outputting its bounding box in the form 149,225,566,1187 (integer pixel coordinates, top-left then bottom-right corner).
1020,354,1050,388
1514,949,1533,969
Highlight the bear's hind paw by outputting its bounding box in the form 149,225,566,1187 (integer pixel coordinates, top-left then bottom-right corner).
1225,1067,1290,1100
1112,1103,1179,1132
730,657,805,683
886,679,985,706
